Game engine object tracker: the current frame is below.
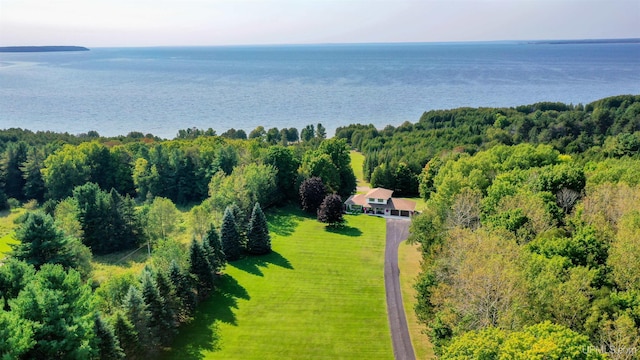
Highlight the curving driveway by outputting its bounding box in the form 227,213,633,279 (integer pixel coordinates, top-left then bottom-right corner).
385,218,416,360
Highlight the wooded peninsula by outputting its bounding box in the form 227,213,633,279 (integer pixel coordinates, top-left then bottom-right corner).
0,94,638,359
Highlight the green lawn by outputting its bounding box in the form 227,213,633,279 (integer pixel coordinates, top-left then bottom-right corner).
163,208,393,359
0,209,24,258
349,151,370,190
398,241,435,359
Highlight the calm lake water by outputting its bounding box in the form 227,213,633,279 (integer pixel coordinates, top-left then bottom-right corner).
1,42,639,138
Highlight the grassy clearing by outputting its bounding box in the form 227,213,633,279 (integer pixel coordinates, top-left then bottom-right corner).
163,208,393,359
0,208,25,257
398,241,435,359
349,150,371,191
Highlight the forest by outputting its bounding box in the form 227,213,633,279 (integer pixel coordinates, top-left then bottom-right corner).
0,94,639,359
0,124,355,359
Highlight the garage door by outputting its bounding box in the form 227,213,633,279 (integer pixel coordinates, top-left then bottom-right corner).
390,210,400,216
400,210,410,217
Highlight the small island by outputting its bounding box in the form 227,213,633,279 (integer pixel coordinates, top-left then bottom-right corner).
0,46,89,53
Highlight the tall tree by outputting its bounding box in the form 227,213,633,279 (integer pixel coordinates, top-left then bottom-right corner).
246,203,272,255
0,258,35,311
188,239,215,296
140,269,174,346
169,260,196,321
112,310,139,359
0,308,35,359
203,225,226,273
317,194,345,226
20,146,45,202
299,177,327,214
221,207,243,261
0,141,28,200
264,145,301,202
11,264,95,359
93,313,125,360
147,196,179,241
123,285,153,354
11,211,75,270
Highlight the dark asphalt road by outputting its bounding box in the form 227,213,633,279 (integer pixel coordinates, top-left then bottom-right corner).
385,218,416,360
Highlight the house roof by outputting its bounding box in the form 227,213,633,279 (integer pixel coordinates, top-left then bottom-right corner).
345,193,417,212
364,188,394,200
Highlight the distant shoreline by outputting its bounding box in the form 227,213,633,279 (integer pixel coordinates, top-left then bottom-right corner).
529,38,640,45
0,46,90,53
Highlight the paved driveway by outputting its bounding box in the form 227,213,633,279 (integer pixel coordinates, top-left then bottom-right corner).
385,218,415,360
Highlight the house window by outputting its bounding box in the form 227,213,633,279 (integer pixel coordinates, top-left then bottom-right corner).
368,198,375,203
377,198,385,203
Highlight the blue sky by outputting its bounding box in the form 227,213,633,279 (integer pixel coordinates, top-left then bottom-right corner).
1,0,639,47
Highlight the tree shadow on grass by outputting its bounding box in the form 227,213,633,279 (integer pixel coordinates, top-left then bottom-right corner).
228,250,294,277
325,224,363,237
267,206,305,237
161,274,249,360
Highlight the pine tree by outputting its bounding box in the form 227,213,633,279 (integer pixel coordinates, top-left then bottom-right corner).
154,268,179,329
246,203,271,255
221,207,243,261
188,239,214,297
93,313,125,360
122,285,152,353
11,211,74,270
112,311,139,359
11,265,94,359
169,260,196,321
140,269,173,346
203,225,226,273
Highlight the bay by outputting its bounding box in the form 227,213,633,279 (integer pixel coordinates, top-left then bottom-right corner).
1,42,639,139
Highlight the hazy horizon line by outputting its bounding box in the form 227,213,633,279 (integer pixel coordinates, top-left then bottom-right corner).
4,37,640,50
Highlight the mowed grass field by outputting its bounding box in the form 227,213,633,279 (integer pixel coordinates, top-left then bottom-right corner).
163,208,393,359
349,151,370,190
398,241,435,359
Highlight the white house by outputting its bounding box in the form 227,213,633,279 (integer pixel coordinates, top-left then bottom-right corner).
344,188,417,217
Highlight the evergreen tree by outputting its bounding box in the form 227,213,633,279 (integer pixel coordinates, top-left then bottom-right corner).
154,268,179,329
188,239,215,296
169,260,196,321
299,177,327,214
203,224,226,273
11,264,95,360
0,308,35,359
0,141,28,200
122,285,152,353
73,183,142,254
93,313,125,360
11,211,75,269
140,269,174,346
0,258,35,311
246,203,271,255
20,148,46,202
317,193,345,226
112,311,140,359
221,207,243,261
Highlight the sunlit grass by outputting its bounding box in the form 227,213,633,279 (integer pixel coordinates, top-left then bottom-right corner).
163,207,393,359
398,241,435,359
0,208,25,258
350,150,371,191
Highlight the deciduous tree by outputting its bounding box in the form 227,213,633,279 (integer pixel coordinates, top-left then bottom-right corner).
299,176,327,214
317,194,344,226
